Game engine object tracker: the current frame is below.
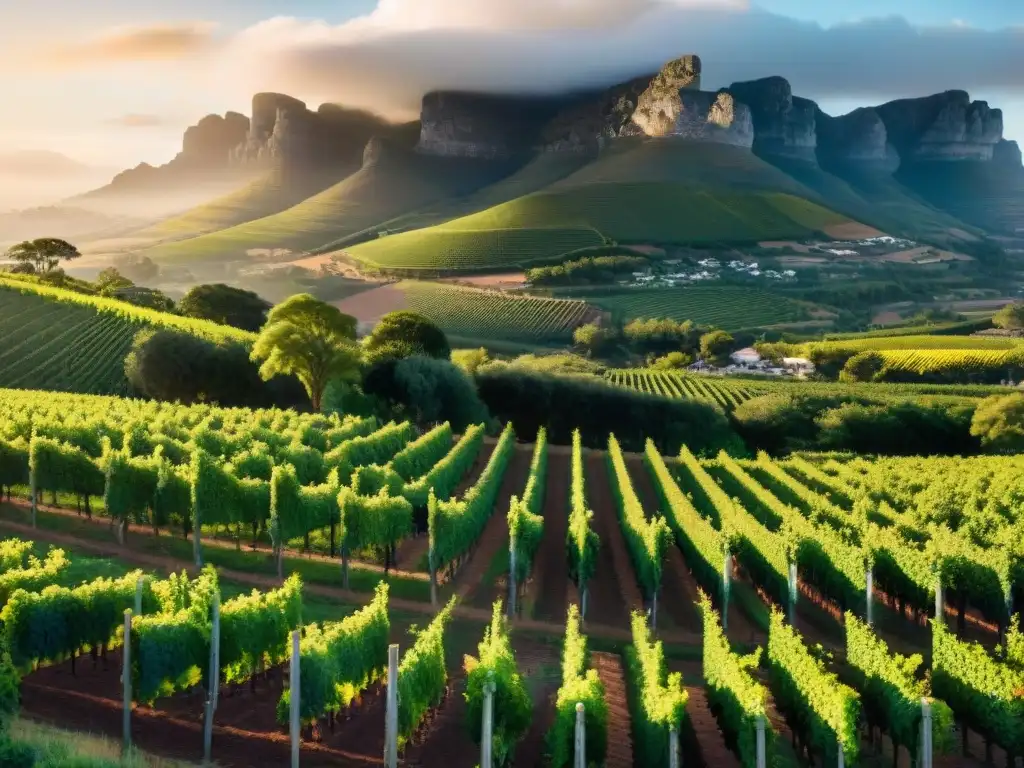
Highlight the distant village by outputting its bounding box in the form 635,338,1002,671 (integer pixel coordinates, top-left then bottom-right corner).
690,346,815,378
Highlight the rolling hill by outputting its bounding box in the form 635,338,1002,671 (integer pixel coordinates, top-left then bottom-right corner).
0,277,251,395
343,141,870,273
139,150,517,265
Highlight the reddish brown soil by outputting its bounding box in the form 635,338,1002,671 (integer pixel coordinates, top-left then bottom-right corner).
455,445,534,608
531,449,571,623
584,452,642,631
22,648,384,768
332,284,408,326
592,651,633,768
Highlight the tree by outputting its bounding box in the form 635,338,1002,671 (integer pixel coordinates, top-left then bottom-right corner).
178,284,273,332
392,355,490,430
839,351,885,382
970,393,1024,453
96,267,134,294
250,294,360,411
451,347,490,376
125,328,306,407
993,303,1024,330
362,311,450,363
651,351,693,370
699,330,735,366
4,238,80,273
111,286,176,312
573,323,614,357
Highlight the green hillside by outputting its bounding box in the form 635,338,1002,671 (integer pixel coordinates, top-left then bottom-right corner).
569,285,814,329
396,280,592,343
133,166,352,242
345,141,863,274
141,152,514,265
0,277,251,395
896,162,1024,235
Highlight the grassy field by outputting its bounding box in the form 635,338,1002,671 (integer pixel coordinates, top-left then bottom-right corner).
133,166,352,243
398,280,592,343
345,141,865,274
141,152,513,265
0,279,251,395
566,285,813,329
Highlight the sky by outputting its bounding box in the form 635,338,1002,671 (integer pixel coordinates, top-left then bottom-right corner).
0,0,1021,173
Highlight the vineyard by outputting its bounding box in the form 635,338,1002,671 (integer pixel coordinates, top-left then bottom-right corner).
604,367,1010,409
0,387,1021,766
0,278,253,396
397,281,594,343
567,286,813,329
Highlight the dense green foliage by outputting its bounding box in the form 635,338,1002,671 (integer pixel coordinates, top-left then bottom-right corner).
463,602,533,767
508,429,547,586
605,435,670,603
624,612,688,767
546,604,607,768
767,610,860,765
526,252,648,286
220,574,303,685
475,364,738,454
566,430,598,602
362,311,451,363
970,393,1024,452
177,284,272,332
397,596,457,747
698,593,772,768
278,582,389,724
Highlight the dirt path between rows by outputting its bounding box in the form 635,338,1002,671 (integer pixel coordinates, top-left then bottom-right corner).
625,456,700,633
584,452,643,632
456,444,533,609
592,651,633,768
531,450,571,623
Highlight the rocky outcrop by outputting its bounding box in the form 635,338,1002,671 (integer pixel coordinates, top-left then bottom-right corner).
876,91,1003,162
232,93,394,168
815,107,899,172
417,92,567,158
727,77,816,162
180,113,250,167
632,89,753,146
995,139,1023,170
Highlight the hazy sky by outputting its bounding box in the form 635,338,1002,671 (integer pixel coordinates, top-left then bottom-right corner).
0,0,1022,170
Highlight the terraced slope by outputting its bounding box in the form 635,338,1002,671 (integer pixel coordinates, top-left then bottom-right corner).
397,281,593,343
141,152,514,265
557,286,814,329
0,277,251,395
346,141,866,274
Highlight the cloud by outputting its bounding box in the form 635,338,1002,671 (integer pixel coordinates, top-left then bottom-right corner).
107,114,166,128
218,1,1024,120
46,22,216,69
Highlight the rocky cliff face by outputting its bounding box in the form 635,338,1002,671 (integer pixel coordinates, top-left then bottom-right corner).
727,77,816,162
876,91,1003,162
815,107,899,172
232,93,394,168
995,139,1023,170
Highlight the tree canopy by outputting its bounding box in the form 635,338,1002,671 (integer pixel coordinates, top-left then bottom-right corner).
970,393,1024,453
993,303,1024,330
362,311,450,363
4,238,80,273
699,330,735,365
250,294,360,411
178,284,272,332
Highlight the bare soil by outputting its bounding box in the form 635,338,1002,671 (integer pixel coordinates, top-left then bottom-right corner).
438,273,527,289
530,450,571,624
454,445,534,609
592,651,633,768
583,452,642,631
824,222,886,240
332,283,408,325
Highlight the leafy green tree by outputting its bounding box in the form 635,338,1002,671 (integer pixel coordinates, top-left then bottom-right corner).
970,393,1024,453
178,283,273,332
699,330,735,366
451,347,490,376
4,238,80,273
109,286,176,312
839,351,885,382
573,323,615,357
362,311,450,363
651,351,693,370
993,303,1024,330
96,267,134,294
250,294,360,411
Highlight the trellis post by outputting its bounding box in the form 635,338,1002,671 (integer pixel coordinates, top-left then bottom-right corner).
122,609,132,755
384,644,399,768
481,670,496,768
290,630,301,768
722,550,732,630
573,702,585,768
508,534,518,617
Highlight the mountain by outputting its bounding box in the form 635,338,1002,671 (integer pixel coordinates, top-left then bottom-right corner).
29,53,1022,271
0,150,105,178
